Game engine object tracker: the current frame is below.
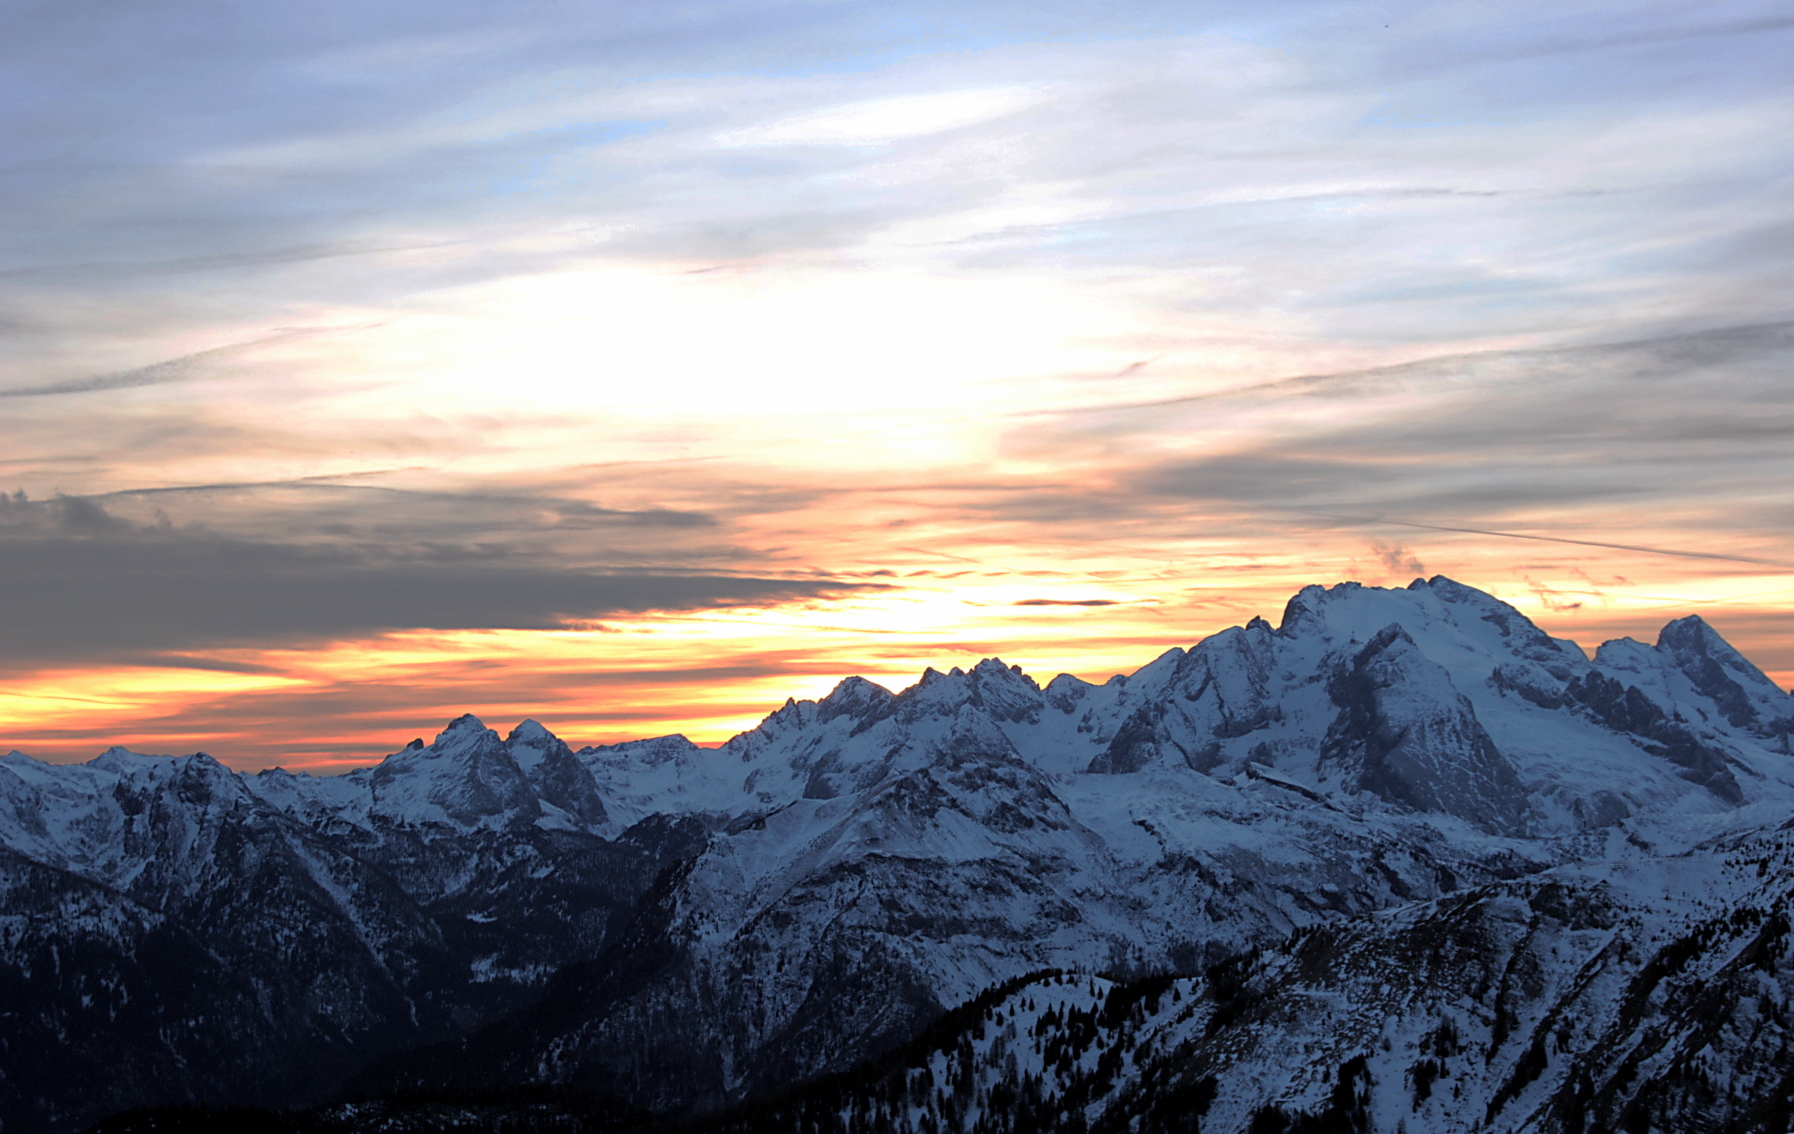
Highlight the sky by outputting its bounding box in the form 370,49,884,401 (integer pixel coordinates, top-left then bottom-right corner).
2,0,1792,770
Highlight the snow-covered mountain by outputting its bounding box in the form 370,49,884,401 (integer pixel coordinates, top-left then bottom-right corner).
639,812,1794,1134
5,577,1791,1133
0,723,697,1134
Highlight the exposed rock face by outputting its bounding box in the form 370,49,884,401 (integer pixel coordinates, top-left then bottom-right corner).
1656,615,1794,761
1321,624,1528,835
4,577,1793,1133
1563,668,1745,804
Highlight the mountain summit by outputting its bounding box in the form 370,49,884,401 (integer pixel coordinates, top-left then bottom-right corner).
3,577,1791,1134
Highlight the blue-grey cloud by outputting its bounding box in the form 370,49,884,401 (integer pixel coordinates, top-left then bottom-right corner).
0,0,1789,684
979,321,1794,562
0,490,865,666
4,0,1790,364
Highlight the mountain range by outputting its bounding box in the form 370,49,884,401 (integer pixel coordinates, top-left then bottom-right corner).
5,577,1793,1133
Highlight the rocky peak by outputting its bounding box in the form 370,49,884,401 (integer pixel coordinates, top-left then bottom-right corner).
504,720,609,829
896,659,1044,724
1658,613,1734,657
369,715,539,831
1040,673,1099,715
965,658,1045,723
506,717,554,744
437,712,497,745
504,719,564,772
1656,614,1791,735
1322,623,1528,835
88,748,246,807
816,675,895,722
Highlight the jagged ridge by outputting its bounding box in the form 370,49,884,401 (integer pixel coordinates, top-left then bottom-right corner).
2,577,1790,1133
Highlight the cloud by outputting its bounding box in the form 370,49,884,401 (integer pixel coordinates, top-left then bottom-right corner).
2,0,1791,757
1049,322,1794,525
0,329,327,399
718,88,1047,146
0,240,457,285
884,321,1794,581
1474,11,1794,60
94,477,720,531
1527,578,1584,612
6,0,1790,370
0,492,867,665
1371,541,1426,577
127,655,294,676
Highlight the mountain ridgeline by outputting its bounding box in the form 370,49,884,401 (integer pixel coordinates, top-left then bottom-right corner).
5,578,1794,1134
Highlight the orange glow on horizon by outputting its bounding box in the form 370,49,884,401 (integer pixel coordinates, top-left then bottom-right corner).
6,553,1790,773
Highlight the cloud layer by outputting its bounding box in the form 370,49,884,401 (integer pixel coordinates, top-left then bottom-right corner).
1,0,1790,765
0,489,861,664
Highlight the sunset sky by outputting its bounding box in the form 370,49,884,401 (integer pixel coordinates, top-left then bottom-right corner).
3,0,1792,770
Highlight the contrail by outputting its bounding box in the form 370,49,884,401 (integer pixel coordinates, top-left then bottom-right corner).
0,323,382,399
1303,512,1791,568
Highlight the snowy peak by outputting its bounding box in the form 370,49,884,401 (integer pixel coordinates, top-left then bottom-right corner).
1561,666,1746,804
504,718,558,766
1278,577,1573,668
1656,613,1793,737
894,658,1045,725
437,712,496,747
578,733,704,768
1092,619,1283,774
506,720,609,829
85,746,255,816
815,675,894,721
85,745,206,776
933,703,1025,764
369,715,541,831
341,714,618,833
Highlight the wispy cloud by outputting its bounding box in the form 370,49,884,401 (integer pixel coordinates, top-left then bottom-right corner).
1002,323,1794,546
718,87,1048,146
1,0,1789,762
0,328,336,399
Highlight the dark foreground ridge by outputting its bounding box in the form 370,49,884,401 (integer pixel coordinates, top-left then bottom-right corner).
4,578,1792,1134
88,901,1794,1134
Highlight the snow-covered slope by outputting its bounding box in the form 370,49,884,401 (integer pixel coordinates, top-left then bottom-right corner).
0,727,689,1134
644,816,1794,1134
4,577,1792,1133
348,578,1793,1116
665,814,1794,1134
